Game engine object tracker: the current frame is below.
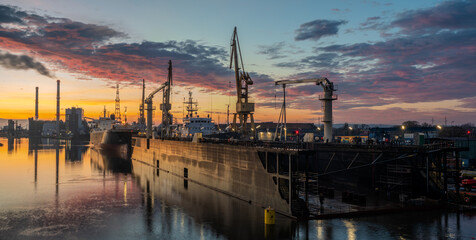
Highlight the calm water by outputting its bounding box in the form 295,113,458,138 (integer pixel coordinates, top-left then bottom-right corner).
1,138,475,240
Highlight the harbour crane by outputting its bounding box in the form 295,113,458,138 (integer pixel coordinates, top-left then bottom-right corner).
139,79,146,126
274,78,337,142
145,82,168,139
145,60,173,139
229,27,255,137
160,60,173,137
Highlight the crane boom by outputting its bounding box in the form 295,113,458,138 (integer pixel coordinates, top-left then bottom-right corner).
275,78,329,86
274,77,337,142
145,82,168,139
145,83,168,104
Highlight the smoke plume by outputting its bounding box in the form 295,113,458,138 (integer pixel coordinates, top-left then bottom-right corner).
0,52,54,78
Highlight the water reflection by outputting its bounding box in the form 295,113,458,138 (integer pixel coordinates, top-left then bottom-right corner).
131,158,296,239
90,148,131,174
7,137,14,152
65,140,88,162
34,148,38,188
27,137,62,151
55,146,59,206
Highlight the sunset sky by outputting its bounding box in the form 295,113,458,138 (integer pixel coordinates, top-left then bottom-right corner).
0,0,475,126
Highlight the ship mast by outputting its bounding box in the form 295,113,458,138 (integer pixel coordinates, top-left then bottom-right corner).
230,27,255,137
184,91,198,119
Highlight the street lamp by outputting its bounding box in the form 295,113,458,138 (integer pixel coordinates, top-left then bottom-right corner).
401,125,406,144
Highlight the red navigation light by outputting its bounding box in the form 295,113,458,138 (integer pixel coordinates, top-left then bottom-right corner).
295,130,299,135
468,130,471,135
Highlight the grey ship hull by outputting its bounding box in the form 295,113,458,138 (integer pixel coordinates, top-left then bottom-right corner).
90,129,134,159
132,137,300,217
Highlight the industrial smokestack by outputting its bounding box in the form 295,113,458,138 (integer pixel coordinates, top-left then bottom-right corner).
35,87,39,120
56,80,60,137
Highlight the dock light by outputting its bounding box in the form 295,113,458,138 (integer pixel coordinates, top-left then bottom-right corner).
317,127,321,131
284,127,287,131
349,127,353,130
401,125,405,130
437,125,442,130
256,125,261,129
251,128,255,131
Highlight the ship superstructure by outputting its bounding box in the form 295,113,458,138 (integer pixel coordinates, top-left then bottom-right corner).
176,91,216,137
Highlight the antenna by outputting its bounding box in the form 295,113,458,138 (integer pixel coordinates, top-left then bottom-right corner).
115,84,121,121
124,106,127,123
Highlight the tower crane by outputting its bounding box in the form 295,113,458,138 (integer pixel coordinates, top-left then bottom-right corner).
274,78,337,142
230,27,255,137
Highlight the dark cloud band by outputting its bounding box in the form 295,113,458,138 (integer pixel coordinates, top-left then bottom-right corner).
295,19,347,41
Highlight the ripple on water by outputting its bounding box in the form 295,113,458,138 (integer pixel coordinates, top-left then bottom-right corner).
20,224,73,237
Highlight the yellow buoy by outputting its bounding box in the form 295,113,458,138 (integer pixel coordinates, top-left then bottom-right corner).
264,207,275,225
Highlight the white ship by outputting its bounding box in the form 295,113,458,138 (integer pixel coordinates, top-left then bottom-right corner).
176,91,216,137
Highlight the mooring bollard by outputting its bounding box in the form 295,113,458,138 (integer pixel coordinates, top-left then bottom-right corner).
264,207,275,225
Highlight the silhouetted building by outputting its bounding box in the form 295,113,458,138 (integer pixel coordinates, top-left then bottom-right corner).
28,118,44,137
65,107,86,136
7,120,15,137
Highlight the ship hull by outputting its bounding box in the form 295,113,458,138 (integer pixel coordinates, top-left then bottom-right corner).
132,137,298,217
90,129,134,159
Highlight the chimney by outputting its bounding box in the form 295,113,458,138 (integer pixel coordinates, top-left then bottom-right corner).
35,87,39,120
56,80,60,137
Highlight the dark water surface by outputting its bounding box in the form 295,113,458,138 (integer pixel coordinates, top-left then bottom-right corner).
1,138,475,239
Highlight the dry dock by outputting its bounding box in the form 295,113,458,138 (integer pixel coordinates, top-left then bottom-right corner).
132,137,470,219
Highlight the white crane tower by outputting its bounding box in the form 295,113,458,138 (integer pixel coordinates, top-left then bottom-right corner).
274,78,337,142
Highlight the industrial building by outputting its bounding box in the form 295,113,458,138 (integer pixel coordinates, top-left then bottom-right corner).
65,107,88,137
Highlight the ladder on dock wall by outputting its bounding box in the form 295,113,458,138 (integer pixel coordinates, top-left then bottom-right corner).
419,149,463,203
258,150,316,218
293,172,320,216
